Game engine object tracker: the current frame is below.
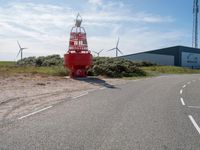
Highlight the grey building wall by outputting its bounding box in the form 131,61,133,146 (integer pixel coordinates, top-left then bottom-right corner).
181,52,200,68
121,46,200,68
123,53,174,66
147,46,180,66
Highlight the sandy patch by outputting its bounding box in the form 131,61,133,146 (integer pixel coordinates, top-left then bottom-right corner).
0,74,127,121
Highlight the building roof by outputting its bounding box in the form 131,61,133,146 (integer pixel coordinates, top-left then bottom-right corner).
121,45,200,57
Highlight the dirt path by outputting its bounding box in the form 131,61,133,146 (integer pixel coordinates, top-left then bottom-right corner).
0,74,128,122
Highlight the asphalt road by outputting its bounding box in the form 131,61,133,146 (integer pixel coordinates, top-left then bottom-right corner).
1,75,200,150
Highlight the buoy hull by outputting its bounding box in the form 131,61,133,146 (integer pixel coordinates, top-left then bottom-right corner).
64,52,92,77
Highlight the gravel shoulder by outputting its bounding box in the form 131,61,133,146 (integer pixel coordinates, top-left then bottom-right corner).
0,74,128,121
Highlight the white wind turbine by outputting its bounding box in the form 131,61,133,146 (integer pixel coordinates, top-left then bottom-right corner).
93,49,104,57
107,37,123,57
16,41,28,60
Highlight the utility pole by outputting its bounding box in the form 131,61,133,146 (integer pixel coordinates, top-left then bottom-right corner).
193,0,199,48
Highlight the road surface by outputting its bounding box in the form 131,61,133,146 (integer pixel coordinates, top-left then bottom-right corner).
1,75,200,150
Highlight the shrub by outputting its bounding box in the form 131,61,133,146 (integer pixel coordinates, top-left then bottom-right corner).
17,57,36,66
88,57,147,78
17,55,63,67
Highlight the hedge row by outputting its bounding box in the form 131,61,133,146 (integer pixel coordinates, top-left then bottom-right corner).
88,57,148,78
17,55,63,67
17,55,156,78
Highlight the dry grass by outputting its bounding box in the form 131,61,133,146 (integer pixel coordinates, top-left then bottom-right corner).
0,61,67,76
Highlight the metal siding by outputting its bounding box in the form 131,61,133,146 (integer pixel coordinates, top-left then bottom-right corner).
181,52,200,68
147,46,180,66
121,46,200,67
179,47,200,67
123,53,174,66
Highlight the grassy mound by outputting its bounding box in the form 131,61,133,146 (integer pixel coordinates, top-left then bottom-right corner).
88,57,147,78
2,56,200,78
14,56,148,78
17,55,63,67
142,66,200,75
0,61,67,76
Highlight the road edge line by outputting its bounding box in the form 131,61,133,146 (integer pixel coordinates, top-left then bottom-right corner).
18,106,52,120
180,97,185,106
188,115,200,135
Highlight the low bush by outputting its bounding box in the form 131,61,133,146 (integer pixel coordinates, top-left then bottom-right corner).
88,57,147,78
17,55,63,67
16,55,155,77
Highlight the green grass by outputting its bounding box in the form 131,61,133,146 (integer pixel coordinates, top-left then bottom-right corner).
0,61,16,66
1,61,200,77
142,66,200,75
122,66,200,80
0,61,68,76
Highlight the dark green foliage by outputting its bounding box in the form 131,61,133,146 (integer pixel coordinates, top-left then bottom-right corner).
130,61,157,67
16,55,154,77
17,57,37,66
88,57,147,78
35,56,45,66
17,55,63,67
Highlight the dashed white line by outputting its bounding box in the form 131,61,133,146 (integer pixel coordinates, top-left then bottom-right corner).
188,115,200,135
192,80,196,82
157,76,168,78
85,89,96,92
187,81,191,85
18,106,52,120
182,85,186,88
72,92,88,99
180,97,185,106
100,87,106,90
188,106,200,109
180,89,183,94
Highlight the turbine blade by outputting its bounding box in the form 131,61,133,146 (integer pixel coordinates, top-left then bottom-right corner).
117,48,123,55
16,50,21,57
116,37,120,48
92,51,98,54
99,49,104,53
17,41,21,49
107,48,116,52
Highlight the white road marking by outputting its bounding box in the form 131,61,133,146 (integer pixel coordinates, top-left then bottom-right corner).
180,89,183,94
100,87,106,90
189,115,200,135
188,106,200,109
187,81,191,85
157,76,168,78
72,92,88,99
85,89,96,92
192,80,196,82
18,106,52,120
180,97,185,106
182,85,186,88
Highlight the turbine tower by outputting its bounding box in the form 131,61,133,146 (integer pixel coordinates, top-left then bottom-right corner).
17,41,28,60
107,37,123,57
193,0,199,48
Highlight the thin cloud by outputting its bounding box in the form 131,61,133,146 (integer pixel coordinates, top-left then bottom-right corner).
88,0,102,6
0,0,188,60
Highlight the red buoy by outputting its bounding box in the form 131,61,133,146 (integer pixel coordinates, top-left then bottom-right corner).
64,14,93,78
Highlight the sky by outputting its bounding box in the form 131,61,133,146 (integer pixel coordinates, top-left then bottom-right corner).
0,0,195,60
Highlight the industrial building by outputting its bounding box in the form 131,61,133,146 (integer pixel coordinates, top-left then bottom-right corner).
121,46,200,68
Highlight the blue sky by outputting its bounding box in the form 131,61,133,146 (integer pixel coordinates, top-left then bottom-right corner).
0,0,195,60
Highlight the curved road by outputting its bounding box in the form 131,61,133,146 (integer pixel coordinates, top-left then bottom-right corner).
1,75,200,150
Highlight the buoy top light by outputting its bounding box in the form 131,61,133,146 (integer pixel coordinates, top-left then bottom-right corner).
75,13,82,27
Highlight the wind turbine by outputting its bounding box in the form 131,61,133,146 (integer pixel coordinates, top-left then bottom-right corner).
107,37,123,57
92,49,104,57
16,41,28,60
